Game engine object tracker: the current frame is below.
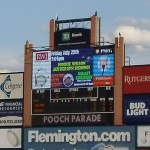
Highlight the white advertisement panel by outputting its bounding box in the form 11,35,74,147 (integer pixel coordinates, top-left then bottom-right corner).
0,73,23,99
137,126,150,147
0,128,22,148
32,51,51,89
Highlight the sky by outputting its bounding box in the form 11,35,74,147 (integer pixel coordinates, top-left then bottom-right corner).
0,0,150,73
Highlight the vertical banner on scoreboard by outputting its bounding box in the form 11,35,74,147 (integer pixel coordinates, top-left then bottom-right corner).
93,54,114,86
32,51,51,89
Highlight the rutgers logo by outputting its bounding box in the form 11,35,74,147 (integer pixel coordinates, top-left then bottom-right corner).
124,75,150,85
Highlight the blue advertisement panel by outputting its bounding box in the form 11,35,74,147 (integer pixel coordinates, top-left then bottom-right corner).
123,94,150,124
24,126,135,150
51,48,93,88
0,99,22,126
93,54,114,86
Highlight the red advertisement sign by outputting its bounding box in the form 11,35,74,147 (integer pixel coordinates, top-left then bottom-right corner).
123,65,150,94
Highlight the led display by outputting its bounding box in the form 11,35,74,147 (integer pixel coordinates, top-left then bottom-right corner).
93,54,114,86
32,46,115,89
51,48,93,88
32,86,114,125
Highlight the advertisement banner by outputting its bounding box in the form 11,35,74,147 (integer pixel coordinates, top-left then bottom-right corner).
0,73,23,99
0,128,22,149
51,48,93,88
123,65,150,94
32,113,114,126
123,94,150,124
93,54,114,86
54,28,90,48
137,126,150,147
0,99,22,126
24,126,135,150
32,51,51,89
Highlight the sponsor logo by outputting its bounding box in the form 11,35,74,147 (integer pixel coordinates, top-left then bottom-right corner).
36,52,48,60
62,32,83,42
72,32,82,37
0,101,22,111
0,75,22,98
62,32,70,41
124,75,150,85
126,102,149,116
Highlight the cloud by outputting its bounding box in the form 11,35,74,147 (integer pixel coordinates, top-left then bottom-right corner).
116,26,150,45
0,55,23,73
103,17,150,65
115,17,150,30
40,24,49,33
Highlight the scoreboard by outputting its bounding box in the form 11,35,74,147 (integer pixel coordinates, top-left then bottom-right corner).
31,46,115,126
51,87,97,99
32,86,114,125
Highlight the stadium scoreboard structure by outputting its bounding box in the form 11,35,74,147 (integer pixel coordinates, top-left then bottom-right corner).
24,15,125,127
31,45,115,126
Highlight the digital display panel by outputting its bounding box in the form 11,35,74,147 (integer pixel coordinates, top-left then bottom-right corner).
51,48,93,88
32,86,114,114
32,90,50,114
93,54,114,86
32,46,115,89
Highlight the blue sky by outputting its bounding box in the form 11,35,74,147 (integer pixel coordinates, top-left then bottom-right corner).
0,0,150,72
